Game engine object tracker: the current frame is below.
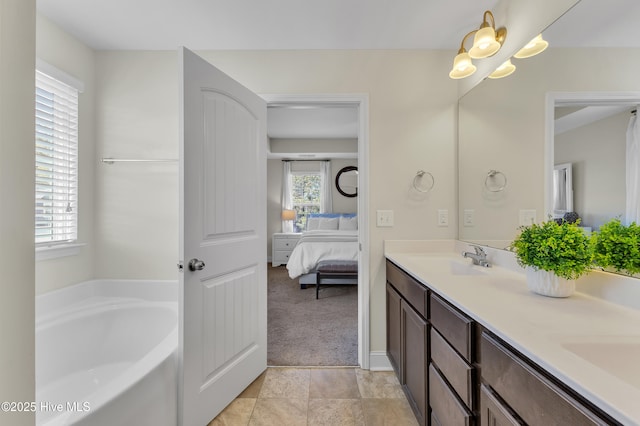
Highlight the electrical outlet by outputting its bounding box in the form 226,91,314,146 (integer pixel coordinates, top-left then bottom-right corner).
438,209,448,227
519,209,537,226
463,209,474,227
376,210,394,227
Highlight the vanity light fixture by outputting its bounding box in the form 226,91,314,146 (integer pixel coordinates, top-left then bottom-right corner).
449,10,507,79
514,34,549,58
469,11,507,59
488,59,516,79
449,31,478,79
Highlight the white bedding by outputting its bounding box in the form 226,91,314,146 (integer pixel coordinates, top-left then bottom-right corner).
286,230,358,278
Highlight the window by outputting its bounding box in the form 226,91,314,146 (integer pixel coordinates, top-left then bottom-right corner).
290,172,321,232
35,70,79,245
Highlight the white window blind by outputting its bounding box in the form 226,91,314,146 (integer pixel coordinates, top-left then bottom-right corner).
35,70,79,245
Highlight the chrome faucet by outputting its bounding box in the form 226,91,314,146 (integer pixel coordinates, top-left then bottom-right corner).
462,245,491,267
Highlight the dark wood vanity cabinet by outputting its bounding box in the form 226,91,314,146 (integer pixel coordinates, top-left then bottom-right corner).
386,260,477,426
386,261,428,426
480,332,618,426
386,259,621,426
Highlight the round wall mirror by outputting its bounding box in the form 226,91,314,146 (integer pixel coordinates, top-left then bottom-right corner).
336,166,358,197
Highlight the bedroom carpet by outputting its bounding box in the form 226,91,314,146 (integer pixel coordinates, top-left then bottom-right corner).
268,264,358,366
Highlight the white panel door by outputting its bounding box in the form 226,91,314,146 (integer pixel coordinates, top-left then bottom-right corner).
178,47,267,426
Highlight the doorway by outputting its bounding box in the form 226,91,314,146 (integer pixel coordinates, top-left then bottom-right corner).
262,94,370,369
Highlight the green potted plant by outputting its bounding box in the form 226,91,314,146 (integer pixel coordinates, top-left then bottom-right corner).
593,218,640,276
511,219,593,297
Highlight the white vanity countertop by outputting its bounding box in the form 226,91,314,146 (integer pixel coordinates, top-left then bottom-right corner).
385,240,640,425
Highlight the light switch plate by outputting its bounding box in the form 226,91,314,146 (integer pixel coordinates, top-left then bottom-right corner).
463,209,474,227
376,210,394,227
519,209,537,226
438,209,448,227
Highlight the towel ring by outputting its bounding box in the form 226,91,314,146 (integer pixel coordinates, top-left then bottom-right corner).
413,170,435,193
485,170,507,192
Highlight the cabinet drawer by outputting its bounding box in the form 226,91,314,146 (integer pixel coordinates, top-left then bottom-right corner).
481,332,610,426
386,260,427,317
431,327,474,408
273,238,298,250
429,363,473,426
273,251,292,263
430,293,474,361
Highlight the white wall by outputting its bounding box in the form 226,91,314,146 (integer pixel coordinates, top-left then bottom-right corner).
555,111,628,229
35,14,96,294
0,1,36,423
94,49,459,355
94,52,179,280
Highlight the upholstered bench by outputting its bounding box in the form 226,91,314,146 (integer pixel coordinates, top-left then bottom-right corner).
315,260,358,299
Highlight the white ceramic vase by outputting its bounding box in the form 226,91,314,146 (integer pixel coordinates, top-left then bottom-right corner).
525,267,575,298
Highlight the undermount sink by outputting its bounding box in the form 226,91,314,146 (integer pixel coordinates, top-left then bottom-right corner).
406,255,489,276
449,259,489,276
560,336,640,390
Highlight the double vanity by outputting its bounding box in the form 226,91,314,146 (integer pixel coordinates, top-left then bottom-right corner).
385,240,640,426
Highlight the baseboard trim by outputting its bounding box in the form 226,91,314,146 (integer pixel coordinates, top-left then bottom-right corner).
368,351,392,371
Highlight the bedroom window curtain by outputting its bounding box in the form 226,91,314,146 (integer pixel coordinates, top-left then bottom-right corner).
320,160,333,213
626,110,640,225
282,161,293,232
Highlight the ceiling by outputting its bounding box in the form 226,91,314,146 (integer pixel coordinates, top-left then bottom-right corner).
555,105,635,135
35,0,640,150
35,0,640,51
37,0,500,51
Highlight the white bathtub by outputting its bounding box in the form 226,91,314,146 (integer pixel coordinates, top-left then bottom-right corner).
36,280,178,426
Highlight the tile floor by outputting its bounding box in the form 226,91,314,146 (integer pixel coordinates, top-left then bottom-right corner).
209,367,419,425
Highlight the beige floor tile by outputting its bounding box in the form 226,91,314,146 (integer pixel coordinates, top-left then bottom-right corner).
355,369,405,399
209,398,256,426
239,371,267,398
361,398,419,426
249,398,308,426
308,399,365,426
258,368,310,399
309,368,361,399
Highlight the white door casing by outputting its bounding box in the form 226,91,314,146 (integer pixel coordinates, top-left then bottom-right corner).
178,47,267,426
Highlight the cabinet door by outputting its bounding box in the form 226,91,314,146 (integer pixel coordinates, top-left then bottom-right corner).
402,299,428,426
480,384,523,426
386,283,402,378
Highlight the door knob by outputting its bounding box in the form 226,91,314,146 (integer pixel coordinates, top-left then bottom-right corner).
188,258,206,271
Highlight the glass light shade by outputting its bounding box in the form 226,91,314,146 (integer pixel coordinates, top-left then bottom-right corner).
488,59,516,79
469,26,501,58
281,209,296,220
514,34,548,58
449,52,476,79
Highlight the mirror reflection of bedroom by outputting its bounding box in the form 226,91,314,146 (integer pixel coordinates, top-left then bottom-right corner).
266,104,359,366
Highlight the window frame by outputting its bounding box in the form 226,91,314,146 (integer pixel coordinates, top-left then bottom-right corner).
289,171,322,233
34,60,84,255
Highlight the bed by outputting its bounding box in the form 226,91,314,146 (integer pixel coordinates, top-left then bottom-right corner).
286,213,359,290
